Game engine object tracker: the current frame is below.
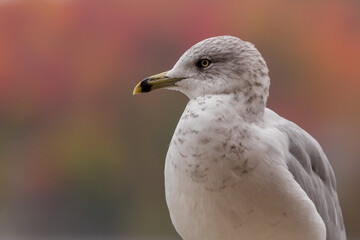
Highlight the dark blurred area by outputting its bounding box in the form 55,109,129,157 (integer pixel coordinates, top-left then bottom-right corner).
0,0,359,239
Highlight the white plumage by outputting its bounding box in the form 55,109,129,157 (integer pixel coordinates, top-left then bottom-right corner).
134,36,346,240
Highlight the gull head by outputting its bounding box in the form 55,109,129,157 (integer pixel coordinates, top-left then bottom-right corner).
134,36,270,103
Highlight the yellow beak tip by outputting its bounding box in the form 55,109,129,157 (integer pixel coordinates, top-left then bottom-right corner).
132,82,143,95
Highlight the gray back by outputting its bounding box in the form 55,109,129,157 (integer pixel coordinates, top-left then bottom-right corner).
277,123,346,240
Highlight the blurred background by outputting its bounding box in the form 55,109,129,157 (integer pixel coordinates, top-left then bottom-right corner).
0,0,359,239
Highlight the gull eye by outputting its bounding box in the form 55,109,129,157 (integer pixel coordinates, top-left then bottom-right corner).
197,59,212,69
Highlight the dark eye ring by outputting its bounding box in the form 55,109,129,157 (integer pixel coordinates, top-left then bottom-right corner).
197,59,212,69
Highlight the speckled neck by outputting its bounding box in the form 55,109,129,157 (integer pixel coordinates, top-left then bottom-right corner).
190,89,266,124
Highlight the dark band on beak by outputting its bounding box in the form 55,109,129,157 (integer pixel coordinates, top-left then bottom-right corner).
133,71,185,95
140,78,152,93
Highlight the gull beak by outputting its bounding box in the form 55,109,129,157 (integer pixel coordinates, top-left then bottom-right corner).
133,71,184,95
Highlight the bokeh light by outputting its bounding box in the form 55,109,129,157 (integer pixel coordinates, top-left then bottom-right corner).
0,0,359,239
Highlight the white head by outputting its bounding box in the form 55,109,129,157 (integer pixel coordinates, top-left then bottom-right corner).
134,36,270,106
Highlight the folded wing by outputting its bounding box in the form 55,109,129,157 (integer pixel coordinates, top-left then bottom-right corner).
277,123,346,240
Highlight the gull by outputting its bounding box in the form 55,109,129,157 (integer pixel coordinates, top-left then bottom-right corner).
133,36,346,240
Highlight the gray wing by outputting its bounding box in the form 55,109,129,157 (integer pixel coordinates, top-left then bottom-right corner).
277,123,346,240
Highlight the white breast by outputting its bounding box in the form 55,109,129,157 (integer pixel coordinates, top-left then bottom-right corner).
164,95,326,240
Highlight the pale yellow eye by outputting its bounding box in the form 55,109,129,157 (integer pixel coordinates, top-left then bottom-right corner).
198,59,211,68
